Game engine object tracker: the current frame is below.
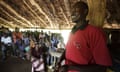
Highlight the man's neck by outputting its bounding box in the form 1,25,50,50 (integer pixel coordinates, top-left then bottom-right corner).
76,19,86,27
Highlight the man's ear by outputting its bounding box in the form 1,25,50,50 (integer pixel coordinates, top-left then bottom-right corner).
84,9,88,15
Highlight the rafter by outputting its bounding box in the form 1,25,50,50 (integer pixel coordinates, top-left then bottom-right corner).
0,18,20,28
41,0,61,29
39,0,56,28
0,1,33,27
0,6,27,28
23,0,47,27
29,0,53,27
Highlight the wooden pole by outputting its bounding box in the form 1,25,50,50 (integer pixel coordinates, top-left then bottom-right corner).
87,0,106,27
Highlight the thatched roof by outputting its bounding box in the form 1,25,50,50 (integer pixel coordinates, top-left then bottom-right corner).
0,0,120,29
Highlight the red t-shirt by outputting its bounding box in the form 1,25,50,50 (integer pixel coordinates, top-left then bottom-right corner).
12,32,22,43
65,24,112,66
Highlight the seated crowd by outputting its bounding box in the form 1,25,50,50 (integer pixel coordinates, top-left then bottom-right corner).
0,27,65,72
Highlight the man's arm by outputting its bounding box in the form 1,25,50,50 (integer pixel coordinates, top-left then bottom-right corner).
54,50,66,72
57,50,66,65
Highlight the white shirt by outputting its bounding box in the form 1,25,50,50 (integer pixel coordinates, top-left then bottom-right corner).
57,42,65,49
1,36,12,44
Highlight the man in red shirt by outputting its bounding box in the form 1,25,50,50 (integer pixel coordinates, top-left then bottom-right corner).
56,1,112,72
12,27,22,44
12,27,23,56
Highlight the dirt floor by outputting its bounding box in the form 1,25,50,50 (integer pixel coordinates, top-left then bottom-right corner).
0,56,54,72
0,56,32,72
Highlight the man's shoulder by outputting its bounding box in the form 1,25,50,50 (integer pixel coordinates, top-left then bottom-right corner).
87,24,97,28
85,24,104,35
87,24,102,31
13,32,22,35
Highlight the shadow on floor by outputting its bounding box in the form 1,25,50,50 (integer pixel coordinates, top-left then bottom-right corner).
0,56,32,72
